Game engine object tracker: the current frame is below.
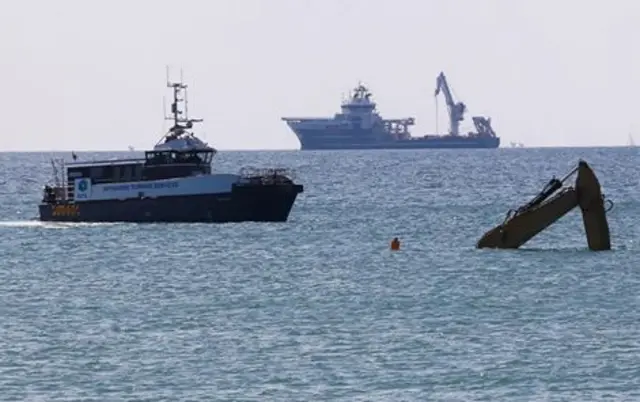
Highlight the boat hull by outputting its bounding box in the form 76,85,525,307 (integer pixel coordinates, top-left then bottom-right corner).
289,127,500,150
38,183,304,223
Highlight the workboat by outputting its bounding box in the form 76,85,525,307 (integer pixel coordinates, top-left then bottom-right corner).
38,75,304,223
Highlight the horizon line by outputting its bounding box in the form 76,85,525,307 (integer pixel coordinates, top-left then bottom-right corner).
0,145,635,153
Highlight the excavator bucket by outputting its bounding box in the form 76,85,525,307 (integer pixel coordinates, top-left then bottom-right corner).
575,161,611,251
476,160,611,251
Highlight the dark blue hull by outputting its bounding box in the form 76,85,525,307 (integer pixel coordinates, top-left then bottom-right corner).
291,127,500,150
39,183,304,223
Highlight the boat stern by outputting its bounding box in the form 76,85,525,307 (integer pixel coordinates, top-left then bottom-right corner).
232,167,304,222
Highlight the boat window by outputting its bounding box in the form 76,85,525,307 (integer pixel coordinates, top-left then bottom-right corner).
67,168,83,179
145,151,168,164
190,152,201,164
90,166,104,179
134,164,143,179
175,152,199,164
197,151,211,163
122,165,132,181
102,166,113,180
176,152,191,164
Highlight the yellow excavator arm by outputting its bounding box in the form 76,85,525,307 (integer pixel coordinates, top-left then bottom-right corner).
477,160,611,251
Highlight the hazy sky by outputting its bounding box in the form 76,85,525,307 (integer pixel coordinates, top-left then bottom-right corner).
2,0,639,150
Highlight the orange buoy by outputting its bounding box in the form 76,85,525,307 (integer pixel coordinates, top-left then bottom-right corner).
390,237,400,251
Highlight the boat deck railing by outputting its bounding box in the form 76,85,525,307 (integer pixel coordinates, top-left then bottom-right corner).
238,167,297,185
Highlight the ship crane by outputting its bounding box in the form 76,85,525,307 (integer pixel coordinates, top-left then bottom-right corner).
434,72,466,136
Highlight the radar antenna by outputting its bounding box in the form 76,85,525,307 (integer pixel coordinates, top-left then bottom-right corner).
159,66,203,144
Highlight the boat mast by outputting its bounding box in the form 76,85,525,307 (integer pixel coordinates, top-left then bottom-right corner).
162,67,202,142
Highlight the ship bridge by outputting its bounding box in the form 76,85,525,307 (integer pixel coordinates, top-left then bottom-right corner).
281,83,381,124
153,131,214,152
144,77,217,176
340,83,377,114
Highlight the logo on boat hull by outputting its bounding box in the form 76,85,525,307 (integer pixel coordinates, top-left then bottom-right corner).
74,178,92,200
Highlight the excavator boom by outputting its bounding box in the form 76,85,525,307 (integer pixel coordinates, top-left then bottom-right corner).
476,160,611,251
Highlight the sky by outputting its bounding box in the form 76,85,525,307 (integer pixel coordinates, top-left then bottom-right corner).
2,0,639,151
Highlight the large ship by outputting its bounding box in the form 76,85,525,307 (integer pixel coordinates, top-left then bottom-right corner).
282,72,500,150
38,73,304,223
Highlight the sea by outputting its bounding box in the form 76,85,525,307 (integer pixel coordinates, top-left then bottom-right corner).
0,147,639,401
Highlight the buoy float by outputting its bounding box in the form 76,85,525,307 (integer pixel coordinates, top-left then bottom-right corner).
390,237,400,251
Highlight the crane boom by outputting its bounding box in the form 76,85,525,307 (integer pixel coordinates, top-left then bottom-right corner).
434,72,466,136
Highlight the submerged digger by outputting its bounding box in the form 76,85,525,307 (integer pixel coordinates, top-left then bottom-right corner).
477,160,612,251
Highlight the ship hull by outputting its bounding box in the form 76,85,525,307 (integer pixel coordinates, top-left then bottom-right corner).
290,127,500,150
38,183,304,223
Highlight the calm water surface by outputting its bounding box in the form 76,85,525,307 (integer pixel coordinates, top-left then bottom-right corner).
0,147,639,401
